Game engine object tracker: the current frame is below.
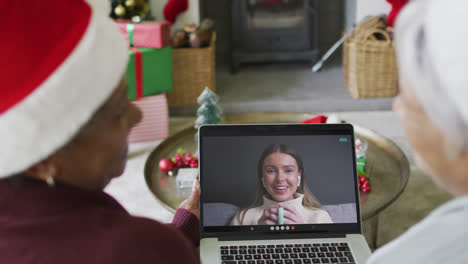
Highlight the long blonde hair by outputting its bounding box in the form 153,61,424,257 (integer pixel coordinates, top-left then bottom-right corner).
237,144,323,224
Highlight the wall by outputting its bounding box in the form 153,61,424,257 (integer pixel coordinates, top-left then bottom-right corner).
356,0,391,22
149,0,200,29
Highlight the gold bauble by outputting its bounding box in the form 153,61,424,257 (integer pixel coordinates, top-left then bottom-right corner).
114,4,126,17
125,0,136,8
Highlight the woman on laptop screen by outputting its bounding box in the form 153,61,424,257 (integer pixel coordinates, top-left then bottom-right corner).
231,144,333,225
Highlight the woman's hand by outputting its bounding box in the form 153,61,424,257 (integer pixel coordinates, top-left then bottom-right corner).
257,205,304,225
179,179,200,219
257,205,280,225
278,204,304,224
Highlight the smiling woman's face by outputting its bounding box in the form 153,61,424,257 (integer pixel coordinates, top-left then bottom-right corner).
262,152,300,202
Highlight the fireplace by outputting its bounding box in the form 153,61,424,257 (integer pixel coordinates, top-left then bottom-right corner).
231,0,319,72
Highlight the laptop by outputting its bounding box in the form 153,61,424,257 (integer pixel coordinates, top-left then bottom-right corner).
199,124,372,264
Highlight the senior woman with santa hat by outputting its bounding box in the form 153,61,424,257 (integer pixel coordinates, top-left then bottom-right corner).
0,0,200,263
367,0,468,263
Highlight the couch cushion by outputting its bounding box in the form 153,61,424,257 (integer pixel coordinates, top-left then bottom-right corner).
203,203,240,226
322,203,357,223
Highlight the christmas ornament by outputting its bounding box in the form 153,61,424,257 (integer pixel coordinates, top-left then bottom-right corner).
195,87,223,130
358,172,371,193
114,4,126,17
174,153,186,169
110,0,152,21
159,149,198,175
125,0,136,8
159,158,175,175
132,16,142,23
189,157,198,168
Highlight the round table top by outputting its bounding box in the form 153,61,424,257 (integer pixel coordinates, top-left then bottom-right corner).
144,112,410,220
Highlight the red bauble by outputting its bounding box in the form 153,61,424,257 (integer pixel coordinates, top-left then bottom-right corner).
358,176,371,192
185,152,192,166
159,158,175,174
175,159,185,169
189,159,198,168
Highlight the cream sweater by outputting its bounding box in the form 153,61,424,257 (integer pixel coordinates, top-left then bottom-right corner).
230,193,333,225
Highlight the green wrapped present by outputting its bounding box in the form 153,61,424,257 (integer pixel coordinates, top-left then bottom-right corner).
127,46,173,100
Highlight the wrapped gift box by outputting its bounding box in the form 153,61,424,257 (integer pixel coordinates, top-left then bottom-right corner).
128,94,169,143
127,46,173,100
116,21,171,49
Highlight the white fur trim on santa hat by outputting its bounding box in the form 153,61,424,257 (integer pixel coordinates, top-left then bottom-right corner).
395,0,468,152
0,5,128,178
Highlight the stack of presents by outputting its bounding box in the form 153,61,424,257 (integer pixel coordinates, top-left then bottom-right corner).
115,21,172,143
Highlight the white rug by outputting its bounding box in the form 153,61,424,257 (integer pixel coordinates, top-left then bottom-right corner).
104,140,175,223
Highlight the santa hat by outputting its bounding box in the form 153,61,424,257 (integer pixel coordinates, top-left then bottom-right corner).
395,0,468,152
0,0,128,178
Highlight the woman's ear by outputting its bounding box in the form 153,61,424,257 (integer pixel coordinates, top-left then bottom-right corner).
262,177,265,187
23,159,57,184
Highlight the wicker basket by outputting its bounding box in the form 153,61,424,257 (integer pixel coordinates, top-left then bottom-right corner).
167,33,216,106
343,20,398,98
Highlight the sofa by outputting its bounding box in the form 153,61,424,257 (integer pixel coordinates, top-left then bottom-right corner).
203,202,357,226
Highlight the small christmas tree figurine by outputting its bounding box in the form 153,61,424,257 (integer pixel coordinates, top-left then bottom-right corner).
195,87,223,131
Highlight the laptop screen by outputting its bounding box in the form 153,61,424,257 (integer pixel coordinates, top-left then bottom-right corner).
199,124,361,236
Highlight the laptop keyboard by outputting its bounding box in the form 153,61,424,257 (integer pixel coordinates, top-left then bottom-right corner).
220,242,355,264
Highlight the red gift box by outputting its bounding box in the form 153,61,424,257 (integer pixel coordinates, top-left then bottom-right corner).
116,21,171,49
128,94,169,143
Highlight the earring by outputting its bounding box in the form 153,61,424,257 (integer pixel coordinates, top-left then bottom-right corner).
298,175,301,187
46,175,55,187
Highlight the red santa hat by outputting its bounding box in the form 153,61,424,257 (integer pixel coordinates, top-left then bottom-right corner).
0,0,128,178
